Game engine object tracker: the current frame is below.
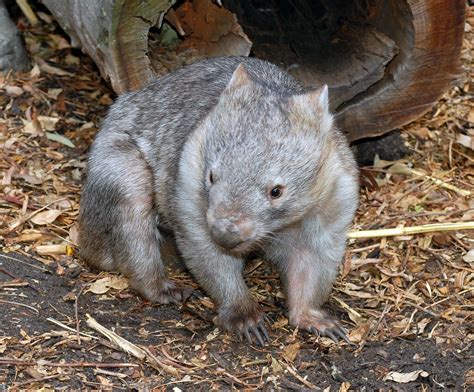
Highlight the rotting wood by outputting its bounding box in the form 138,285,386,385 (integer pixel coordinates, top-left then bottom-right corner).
42,0,251,94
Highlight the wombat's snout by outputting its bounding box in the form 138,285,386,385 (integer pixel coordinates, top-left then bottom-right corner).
209,217,256,252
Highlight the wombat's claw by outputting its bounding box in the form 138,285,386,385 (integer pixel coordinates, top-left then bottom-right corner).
153,281,193,304
217,302,271,346
242,322,270,346
310,325,351,344
293,309,352,344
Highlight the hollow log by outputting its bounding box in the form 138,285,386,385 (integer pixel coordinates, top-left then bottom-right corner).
42,0,466,141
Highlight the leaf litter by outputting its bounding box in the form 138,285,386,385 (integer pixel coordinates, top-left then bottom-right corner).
0,4,473,390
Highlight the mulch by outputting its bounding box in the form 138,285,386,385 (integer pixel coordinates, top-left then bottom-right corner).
0,5,473,390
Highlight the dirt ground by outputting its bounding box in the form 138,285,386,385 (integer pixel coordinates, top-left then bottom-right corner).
0,4,473,391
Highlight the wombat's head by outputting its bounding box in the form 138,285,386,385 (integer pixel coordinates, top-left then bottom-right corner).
200,64,335,254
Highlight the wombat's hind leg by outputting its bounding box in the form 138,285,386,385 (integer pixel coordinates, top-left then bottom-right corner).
112,176,188,304
79,139,189,304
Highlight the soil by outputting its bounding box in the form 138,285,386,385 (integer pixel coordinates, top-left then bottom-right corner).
0,252,470,390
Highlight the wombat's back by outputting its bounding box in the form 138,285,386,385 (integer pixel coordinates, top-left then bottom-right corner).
101,56,304,144
88,57,305,225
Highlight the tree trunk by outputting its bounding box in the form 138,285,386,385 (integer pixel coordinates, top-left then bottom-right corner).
42,0,466,141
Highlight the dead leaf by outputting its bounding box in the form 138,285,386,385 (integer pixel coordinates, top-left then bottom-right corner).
69,223,80,245
47,88,63,99
282,342,300,363
46,132,76,148
462,249,474,264
387,162,413,175
455,133,473,150
467,107,474,123
3,85,23,96
38,116,59,131
86,276,129,294
19,174,43,185
384,369,429,383
339,381,351,392
270,356,284,374
30,209,63,225
22,118,43,136
36,58,73,76
348,323,370,343
49,34,71,50
409,126,432,139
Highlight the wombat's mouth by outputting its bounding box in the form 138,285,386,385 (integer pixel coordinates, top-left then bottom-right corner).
226,238,257,254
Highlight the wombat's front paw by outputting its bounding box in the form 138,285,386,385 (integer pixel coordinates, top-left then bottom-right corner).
216,300,270,346
137,280,192,305
290,309,351,344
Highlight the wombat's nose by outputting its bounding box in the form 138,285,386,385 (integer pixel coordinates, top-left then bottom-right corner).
209,218,255,251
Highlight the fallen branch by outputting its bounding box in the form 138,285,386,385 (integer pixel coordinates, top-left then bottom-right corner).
348,221,474,239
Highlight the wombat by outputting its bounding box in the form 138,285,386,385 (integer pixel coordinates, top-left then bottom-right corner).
79,56,359,345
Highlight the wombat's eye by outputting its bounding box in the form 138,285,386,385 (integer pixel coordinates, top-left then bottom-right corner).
269,185,283,199
209,170,215,184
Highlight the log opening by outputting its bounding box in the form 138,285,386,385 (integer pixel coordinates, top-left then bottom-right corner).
43,0,465,141
223,0,411,112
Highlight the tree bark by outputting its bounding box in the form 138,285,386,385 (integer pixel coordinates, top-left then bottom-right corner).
42,0,466,141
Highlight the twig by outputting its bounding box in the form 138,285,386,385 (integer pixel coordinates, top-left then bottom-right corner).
11,375,60,388
7,196,69,233
75,285,85,344
46,317,99,340
93,368,128,379
0,299,39,313
0,357,138,368
348,221,474,239
218,370,253,388
142,346,181,376
0,267,17,279
0,253,49,271
15,0,38,26
410,169,471,197
285,364,318,389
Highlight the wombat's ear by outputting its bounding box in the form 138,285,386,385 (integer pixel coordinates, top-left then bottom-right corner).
290,85,333,134
317,84,329,111
225,63,252,90
291,85,329,113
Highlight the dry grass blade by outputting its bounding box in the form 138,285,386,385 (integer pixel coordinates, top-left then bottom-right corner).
348,221,474,239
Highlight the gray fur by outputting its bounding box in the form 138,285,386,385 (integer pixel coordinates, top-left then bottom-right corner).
79,56,359,342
